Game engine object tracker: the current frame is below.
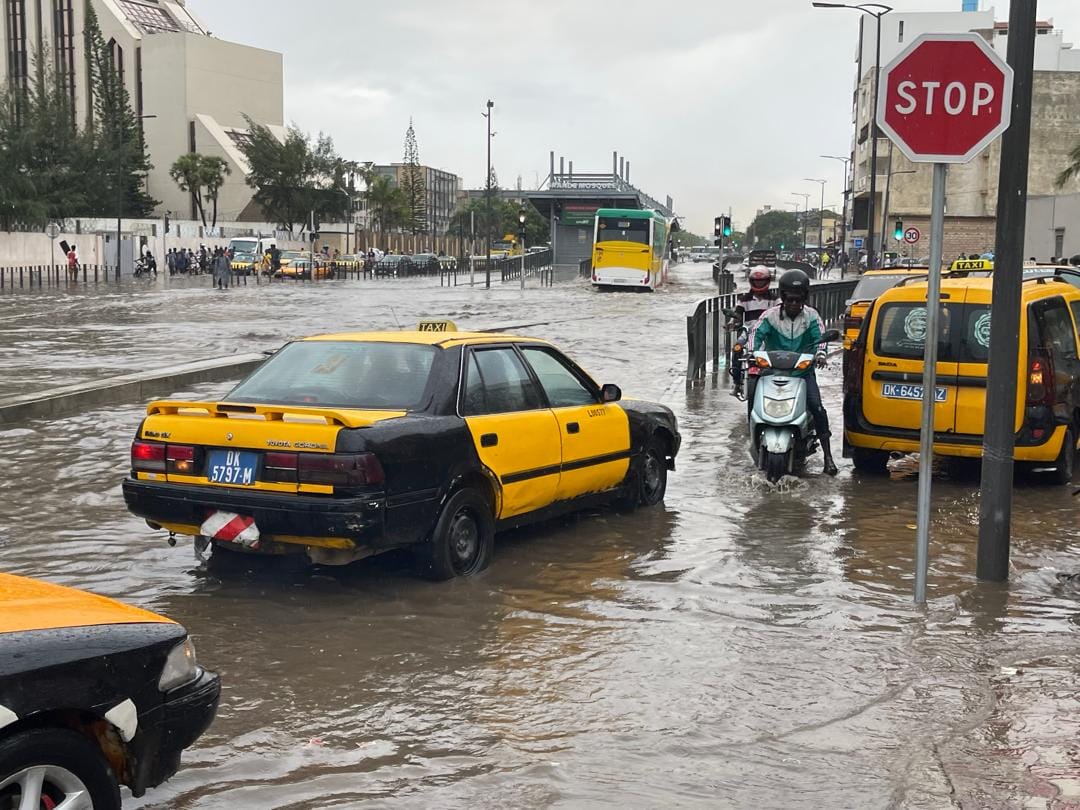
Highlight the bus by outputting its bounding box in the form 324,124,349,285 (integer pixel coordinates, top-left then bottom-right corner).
591,208,670,291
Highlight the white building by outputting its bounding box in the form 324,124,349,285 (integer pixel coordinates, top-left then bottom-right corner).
846,5,1080,257
0,0,285,222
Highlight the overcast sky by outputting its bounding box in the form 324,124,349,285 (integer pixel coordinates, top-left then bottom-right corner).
187,0,1080,235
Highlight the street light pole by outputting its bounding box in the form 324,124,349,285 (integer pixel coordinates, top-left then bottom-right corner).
821,154,852,261
812,2,893,268
791,192,810,250
483,100,494,289
804,178,827,250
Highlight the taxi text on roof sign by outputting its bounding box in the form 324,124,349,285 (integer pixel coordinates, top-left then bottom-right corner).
950,258,993,271
417,320,458,333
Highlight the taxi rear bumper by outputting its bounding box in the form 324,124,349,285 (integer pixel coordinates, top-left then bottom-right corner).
122,478,385,542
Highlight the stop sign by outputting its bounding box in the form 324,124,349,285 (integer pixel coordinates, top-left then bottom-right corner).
877,33,1014,164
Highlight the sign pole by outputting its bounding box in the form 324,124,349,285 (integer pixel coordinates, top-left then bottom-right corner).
914,162,947,605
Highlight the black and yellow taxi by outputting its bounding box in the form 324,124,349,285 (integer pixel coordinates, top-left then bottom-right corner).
122,322,681,579
844,271,1080,482
0,574,219,808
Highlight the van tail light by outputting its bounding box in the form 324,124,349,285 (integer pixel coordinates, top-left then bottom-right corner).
166,444,196,475
1027,353,1055,406
843,315,863,333
132,441,166,472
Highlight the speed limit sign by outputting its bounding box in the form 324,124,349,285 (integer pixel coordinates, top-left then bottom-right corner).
903,227,921,244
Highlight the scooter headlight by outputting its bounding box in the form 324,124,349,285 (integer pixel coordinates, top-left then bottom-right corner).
764,397,796,418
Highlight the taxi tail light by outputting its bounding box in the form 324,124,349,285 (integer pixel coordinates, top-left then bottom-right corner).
132,441,166,472
262,451,299,483
165,444,197,475
1027,353,1055,406
843,315,863,333
298,452,385,487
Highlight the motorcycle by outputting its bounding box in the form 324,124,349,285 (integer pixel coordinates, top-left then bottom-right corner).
748,329,840,483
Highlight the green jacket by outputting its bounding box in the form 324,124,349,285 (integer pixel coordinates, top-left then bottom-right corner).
752,304,826,377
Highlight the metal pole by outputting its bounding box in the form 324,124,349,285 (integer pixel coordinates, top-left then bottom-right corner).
485,100,493,289
867,11,882,268
914,162,948,605
818,182,825,251
978,0,1037,582
879,141,895,259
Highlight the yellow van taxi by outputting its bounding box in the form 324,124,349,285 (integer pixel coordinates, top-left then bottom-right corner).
844,272,1080,482
842,267,931,351
122,322,680,580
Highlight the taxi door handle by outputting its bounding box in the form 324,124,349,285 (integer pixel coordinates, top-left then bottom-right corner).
566,422,580,434
481,433,498,447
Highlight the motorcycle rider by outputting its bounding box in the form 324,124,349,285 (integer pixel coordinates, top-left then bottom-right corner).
751,269,838,476
726,266,779,394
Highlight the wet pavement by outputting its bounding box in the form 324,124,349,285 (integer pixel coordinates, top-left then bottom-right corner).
1,266,1078,808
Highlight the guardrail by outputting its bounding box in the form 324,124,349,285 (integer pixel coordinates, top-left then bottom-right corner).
686,279,857,381
0,264,117,289
578,258,591,279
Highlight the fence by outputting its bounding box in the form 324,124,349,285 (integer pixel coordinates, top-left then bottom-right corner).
439,250,557,287
686,279,857,381
0,264,118,289
579,258,591,278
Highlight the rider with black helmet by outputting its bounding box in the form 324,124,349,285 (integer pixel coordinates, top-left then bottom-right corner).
750,268,838,476
727,266,779,392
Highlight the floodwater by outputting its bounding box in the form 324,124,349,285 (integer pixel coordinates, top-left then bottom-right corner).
1,267,1078,809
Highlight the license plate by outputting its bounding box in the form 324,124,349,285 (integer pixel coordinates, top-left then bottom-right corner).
207,450,258,485
881,383,947,402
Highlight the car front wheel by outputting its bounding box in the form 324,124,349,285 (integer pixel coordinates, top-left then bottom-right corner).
0,728,121,810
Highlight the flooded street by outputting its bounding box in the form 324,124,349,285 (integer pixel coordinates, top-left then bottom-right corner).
1,266,1078,808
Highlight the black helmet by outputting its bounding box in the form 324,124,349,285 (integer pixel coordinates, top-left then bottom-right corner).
778,269,810,302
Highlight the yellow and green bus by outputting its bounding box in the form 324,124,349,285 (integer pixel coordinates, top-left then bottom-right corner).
591,208,670,291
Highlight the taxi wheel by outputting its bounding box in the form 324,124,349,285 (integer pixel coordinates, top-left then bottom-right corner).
1052,428,1076,485
638,438,669,507
416,489,494,580
0,728,120,810
851,448,889,475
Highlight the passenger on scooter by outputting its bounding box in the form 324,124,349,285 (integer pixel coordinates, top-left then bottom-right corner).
726,266,778,392
751,269,838,476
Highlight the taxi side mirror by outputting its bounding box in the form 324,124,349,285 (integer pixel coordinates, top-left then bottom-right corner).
821,329,841,343
601,384,622,403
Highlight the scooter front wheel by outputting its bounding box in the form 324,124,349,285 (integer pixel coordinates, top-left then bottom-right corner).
765,451,787,483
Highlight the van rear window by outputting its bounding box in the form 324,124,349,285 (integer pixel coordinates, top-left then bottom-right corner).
874,303,992,363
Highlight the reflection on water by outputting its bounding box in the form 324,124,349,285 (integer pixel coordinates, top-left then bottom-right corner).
1,267,1077,807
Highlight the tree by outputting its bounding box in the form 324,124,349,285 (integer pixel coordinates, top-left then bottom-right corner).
746,210,800,251
367,174,408,232
237,115,347,232
1056,141,1080,189
170,154,206,225
449,198,547,245
400,119,427,234
83,0,156,218
200,156,230,228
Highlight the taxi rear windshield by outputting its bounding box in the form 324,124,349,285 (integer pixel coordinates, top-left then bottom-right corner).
225,341,437,410
873,302,992,364
850,274,916,302
596,217,649,244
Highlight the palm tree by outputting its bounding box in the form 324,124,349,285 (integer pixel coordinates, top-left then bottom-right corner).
199,156,230,229
1056,140,1080,189
170,153,206,226
367,174,407,232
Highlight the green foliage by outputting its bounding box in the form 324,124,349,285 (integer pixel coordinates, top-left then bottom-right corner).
672,230,707,248
170,153,230,228
400,119,427,234
366,174,409,232
449,198,547,246
237,115,347,232
1056,140,1080,188
746,210,800,251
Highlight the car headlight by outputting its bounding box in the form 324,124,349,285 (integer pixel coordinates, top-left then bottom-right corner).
763,397,795,418
159,637,199,691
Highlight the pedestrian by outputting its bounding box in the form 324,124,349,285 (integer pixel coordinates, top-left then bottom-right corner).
212,246,232,289
269,244,281,277
166,248,176,275
66,244,79,280
820,251,831,279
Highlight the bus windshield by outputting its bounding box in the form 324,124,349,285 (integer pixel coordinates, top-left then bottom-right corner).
596,217,649,245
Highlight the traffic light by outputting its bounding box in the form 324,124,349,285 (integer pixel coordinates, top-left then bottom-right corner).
894,219,904,241
722,216,732,238
714,216,723,238
780,243,785,250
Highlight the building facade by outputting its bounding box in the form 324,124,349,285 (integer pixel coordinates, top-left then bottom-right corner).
847,7,1080,257
372,164,463,235
0,0,285,222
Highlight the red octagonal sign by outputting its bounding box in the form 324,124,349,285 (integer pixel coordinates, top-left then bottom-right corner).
877,33,1014,164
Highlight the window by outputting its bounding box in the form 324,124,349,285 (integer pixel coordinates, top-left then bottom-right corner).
224,341,437,411
117,0,183,33
51,0,76,113
898,21,904,43
1055,228,1065,259
1032,298,1078,360
6,0,28,90
596,216,649,245
462,348,542,416
874,302,996,364
521,347,596,408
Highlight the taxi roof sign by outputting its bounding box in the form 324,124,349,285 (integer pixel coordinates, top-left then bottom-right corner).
950,258,993,272
417,320,458,333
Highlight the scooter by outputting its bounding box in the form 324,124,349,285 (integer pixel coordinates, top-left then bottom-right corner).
748,329,840,483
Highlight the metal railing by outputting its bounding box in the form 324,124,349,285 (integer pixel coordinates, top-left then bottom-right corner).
579,258,591,278
686,279,857,381
0,264,117,289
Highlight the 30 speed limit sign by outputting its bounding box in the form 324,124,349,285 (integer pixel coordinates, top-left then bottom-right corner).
903,227,921,244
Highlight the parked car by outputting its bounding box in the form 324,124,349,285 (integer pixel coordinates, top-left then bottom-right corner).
374,255,412,278
0,573,219,807
408,254,441,275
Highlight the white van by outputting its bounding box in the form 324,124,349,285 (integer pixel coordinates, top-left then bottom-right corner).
227,236,278,275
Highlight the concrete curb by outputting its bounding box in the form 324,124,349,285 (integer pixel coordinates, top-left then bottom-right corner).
0,353,267,424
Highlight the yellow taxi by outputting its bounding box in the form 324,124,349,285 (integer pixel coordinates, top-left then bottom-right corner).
842,267,930,351
0,574,218,805
123,322,681,579
276,251,333,281
844,271,1080,482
